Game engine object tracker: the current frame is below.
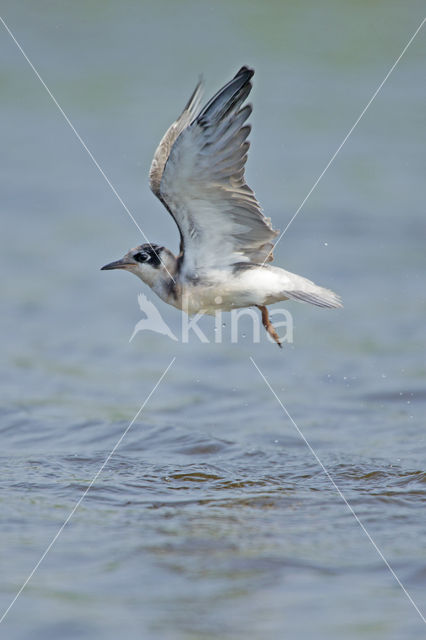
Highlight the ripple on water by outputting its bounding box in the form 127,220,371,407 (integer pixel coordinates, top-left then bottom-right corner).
363,389,426,403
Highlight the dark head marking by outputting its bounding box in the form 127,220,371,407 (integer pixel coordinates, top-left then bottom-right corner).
133,244,163,268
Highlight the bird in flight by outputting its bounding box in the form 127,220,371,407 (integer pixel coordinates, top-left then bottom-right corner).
102,66,341,347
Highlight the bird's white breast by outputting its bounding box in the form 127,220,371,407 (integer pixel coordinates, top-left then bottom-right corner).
169,265,294,315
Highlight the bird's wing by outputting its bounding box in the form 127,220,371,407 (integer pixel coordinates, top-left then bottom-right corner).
149,79,203,253
149,66,279,277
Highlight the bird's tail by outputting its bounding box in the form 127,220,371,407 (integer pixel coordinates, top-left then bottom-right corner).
287,286,342,309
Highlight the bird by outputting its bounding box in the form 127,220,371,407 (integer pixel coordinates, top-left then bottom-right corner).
129,293,178,343
101,66,342,347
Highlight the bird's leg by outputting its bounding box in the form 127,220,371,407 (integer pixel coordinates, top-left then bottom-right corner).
256,305,282,348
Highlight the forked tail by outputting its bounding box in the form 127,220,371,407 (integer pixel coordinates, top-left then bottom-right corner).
286,286,342,309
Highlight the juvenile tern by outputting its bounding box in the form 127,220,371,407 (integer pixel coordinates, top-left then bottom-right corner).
102,66,342,346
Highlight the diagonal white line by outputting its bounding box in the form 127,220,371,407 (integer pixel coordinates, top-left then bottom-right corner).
250,356,426,625
264,16,425,263
0,15,175,283
0,357,176,625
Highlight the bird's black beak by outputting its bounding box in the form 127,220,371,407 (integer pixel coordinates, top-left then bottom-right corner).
101,258,134,271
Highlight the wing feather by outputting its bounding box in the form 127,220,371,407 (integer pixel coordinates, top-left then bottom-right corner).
149,79,203,196
150,67,279,276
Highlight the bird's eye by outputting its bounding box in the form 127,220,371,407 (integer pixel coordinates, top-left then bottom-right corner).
134,252,148,263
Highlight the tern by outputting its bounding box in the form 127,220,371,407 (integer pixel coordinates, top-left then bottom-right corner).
102,66,342,347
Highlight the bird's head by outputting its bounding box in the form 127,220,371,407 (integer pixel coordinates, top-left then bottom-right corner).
101,243,176,288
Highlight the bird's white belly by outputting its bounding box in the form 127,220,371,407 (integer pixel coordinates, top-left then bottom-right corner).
175,266,293,315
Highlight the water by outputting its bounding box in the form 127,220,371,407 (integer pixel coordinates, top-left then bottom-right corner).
1,1,425,638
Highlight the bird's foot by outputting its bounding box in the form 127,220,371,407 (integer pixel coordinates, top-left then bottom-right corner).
256,305,283,348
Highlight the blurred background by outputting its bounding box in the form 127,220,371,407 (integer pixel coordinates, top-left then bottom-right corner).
0,1,425,638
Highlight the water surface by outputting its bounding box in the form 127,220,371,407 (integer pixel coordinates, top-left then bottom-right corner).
1,2,425,638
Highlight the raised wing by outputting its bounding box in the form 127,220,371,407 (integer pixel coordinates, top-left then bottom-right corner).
149,78,203,250
149,66,279,277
